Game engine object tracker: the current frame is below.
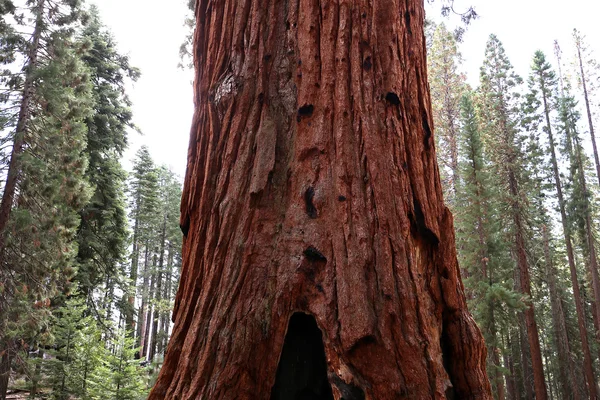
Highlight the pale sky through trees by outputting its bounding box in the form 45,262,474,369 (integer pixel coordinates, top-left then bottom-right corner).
94,0,600,178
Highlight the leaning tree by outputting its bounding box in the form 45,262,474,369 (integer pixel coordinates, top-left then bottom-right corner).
149,0,491,398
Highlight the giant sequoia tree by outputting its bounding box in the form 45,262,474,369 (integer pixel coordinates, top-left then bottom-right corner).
150,0,491,398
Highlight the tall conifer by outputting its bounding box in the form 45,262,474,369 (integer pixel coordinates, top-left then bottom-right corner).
523,49,592,398
478,34,548,399
0,2,92,396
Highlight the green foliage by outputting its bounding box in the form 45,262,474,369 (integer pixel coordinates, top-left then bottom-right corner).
0,1,93,379
427,22,466,204
0,1,183,397
87,330,148,400
33,297,148,400
40,297,104,400
75,6,139,310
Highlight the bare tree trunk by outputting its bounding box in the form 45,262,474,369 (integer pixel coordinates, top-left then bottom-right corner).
575,35,600,188
503,334,517,400
518,314,534,400
150,215,168,362
540,70,595,398
150,0,491,398
509,168,548,400
159,245,174,356
541,335,554,400
543,225,582,400
127,193,142,333
572,132,600,364
137,243,151,356
143,252,158,359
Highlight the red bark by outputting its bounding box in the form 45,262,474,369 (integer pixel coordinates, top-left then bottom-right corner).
508,168,547,400
150,0,491,398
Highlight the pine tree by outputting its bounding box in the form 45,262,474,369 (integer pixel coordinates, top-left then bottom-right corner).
0,1,93,396
555,42,600,373
148,167,182,363
523,49,593,398
88,328,148,400
427,22,466,205
572,29,600,187
456,91,521,399
126,146,159,348
41,297,105,400
75,6,139,311
558,85,600,360
478,34,548,399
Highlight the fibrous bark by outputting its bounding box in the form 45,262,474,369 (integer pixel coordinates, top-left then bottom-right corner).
150,0,491,398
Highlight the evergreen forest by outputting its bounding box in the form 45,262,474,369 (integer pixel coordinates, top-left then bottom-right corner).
0,0,599,399
0,2,183,399
427,22,600,399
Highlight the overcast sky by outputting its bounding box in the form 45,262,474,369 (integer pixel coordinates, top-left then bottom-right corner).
93,1,600,178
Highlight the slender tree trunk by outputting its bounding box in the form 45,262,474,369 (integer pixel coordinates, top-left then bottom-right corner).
0,0,44,243
518,313,534,400
490,342,505,400
572,133,600,359
503,334,517,400
103,274,117,329
159,244,175,356
468,135,503,398
575,38,600,187
0,4,45,398
540,74,595,399
508,168,548,400
0,351,9,400
446,108,459,199
137,242,151,354
150,0,491,398
542,225,581,400
127,194,142,333
541,335,554,400
150,215,167,362
143,252,158,359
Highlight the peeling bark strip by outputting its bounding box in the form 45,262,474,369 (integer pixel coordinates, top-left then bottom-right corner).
150,0,491,398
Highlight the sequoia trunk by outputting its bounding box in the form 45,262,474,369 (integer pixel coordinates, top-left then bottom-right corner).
150,0,491,398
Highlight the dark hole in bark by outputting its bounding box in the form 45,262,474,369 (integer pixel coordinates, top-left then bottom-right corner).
180,215,190,236
298,104,314,118
330,375,366,400
412,196,439,245
271,313,334,400
338,195,347,202
404,11,412,34
422,112,432,145
304,246,327,262
363,56,372,71
304,187,318,218
385,92,400,105
440,333,456,400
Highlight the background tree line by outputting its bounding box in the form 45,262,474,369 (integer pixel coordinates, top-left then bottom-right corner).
0,1,183,399
428,21,600,400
